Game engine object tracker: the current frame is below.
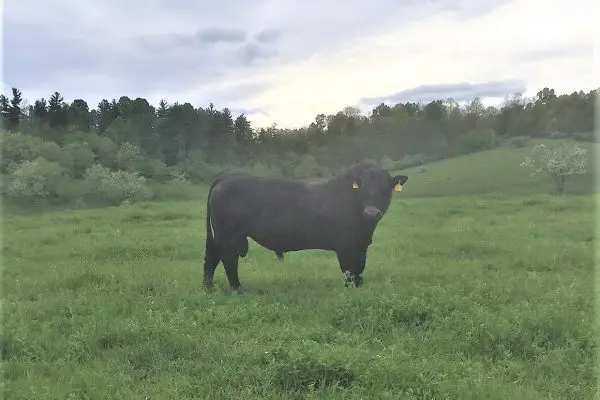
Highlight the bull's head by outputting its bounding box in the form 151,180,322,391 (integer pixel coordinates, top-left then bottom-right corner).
350,167,408,222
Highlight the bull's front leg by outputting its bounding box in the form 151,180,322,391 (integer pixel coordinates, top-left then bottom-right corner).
336,248,367,288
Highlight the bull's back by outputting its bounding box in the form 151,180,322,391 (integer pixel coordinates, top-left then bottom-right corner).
210,174,309,228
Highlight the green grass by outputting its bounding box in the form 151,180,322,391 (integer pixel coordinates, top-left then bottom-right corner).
397,139,597,197
1,141,597,399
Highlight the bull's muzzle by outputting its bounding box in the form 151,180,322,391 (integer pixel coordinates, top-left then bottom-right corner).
363,206,382,220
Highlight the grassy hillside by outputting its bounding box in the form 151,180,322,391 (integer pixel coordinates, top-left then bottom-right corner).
396,139,597,198
1,139,596,399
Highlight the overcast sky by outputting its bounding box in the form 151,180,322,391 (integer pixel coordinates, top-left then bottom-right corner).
3,0,597,128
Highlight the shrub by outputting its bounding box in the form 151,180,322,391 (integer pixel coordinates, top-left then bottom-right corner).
138,158,172,182
153,176,197,201
508,136,531,148
86,133,118,168
115,142,144,172
380,157,396,171
250,162,280,178
520,142,588,194
4,157,66,202
0,131,44,171
278,152,301,178
61,142,96,178
84,164,152,205
385,153,428,171
35,140,65,164
178,151,222,183
294,154,322,179
549,131,569,140
459,128,500,152
572,132,596,142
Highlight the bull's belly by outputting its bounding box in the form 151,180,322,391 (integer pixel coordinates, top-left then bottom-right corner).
248,226,335,253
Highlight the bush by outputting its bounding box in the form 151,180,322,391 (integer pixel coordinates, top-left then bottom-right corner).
153,176,197,201
116,142,144,172
0,131,44,171
383,153,428,171
178,151,222,183
520,142,588,194
4,157,67,202
459,128,500,152
278,152,301,178
508,136,531,148
35,140,65,164
250,162,281,178
380,157,396,171
549,131,569,140
86,133,118,168
84,164,153,205
61,142,96,178
138,158,172,182
572,132,596,142
294,154,322,179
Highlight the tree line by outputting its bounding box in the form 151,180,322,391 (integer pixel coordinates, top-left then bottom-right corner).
0,86,596,207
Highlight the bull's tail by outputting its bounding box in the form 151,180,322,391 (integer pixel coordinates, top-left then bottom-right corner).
203,176,223,286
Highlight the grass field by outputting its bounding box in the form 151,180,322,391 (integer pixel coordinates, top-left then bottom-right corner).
1,140,598,399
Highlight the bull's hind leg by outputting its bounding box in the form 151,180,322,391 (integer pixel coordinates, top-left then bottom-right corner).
221,237,248,292
203,241,220,289
222,253,242,292
203,255,220,289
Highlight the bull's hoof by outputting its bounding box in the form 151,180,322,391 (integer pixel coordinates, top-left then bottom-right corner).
231,285,244,294
343,273,363,288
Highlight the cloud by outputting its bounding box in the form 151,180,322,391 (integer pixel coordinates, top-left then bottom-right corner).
4,20,278,101
516,43,593,63
230,107,272,118
2,0,596,129
4,0,500,97
360,80,527,106
237,43,279,65
196,27,247,44
136,28,248,54
206,80,274,105
254,29,281,44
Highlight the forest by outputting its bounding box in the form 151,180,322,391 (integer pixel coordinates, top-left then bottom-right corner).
0,86,596,208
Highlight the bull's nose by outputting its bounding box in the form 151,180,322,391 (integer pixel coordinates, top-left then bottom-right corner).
363,207,382,220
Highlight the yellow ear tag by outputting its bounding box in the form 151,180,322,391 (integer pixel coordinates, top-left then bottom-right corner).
394,183,403,192
352,182,359,189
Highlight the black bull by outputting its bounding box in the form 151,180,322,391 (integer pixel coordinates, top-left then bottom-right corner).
203,161,408,291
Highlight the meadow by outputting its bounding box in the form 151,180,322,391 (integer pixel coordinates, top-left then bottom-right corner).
1,141,597,399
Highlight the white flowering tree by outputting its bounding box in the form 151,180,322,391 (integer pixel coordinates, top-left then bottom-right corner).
520,143,588,194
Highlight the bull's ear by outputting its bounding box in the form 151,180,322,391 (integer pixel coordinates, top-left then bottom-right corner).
390,175,408,192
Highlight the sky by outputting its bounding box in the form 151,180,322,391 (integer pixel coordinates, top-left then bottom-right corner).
3,0,598,128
